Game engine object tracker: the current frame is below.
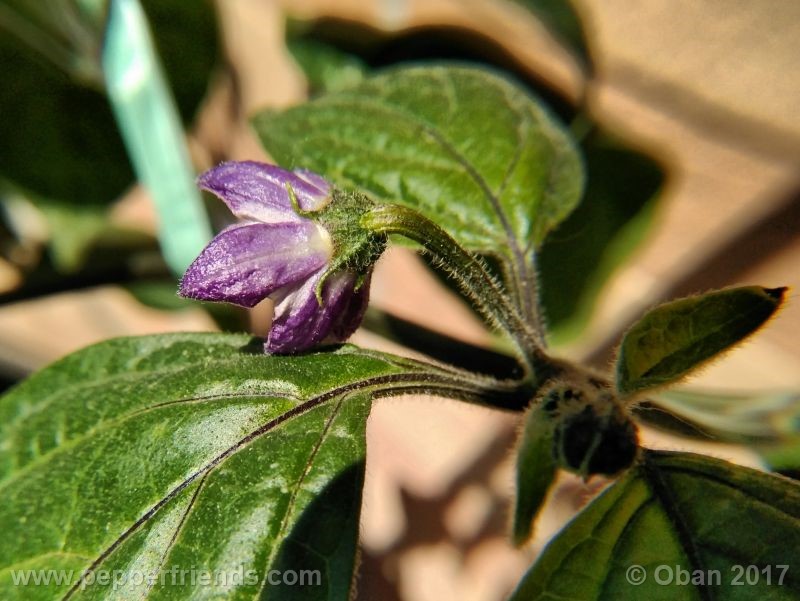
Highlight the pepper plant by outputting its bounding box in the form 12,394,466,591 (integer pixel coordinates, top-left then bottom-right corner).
0,63,798,601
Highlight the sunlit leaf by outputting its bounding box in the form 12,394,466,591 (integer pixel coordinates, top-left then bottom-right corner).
0,333,490,599
287,37,367,95
510,450,800,600
616,286,786,396
253,64,584,325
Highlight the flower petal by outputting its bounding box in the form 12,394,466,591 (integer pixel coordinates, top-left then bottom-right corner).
331,272,372,340
179,221,331,307
266,271,357,354
293,168,330,197
197,161,331,223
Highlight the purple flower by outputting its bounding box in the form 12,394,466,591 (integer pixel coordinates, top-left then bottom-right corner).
179,161,373,354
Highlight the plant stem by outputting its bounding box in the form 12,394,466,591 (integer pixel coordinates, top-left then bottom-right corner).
362,204,557,383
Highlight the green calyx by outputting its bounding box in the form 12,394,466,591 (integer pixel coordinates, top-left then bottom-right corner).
290,184,387,303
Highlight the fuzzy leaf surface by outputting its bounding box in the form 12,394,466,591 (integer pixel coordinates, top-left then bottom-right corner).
0,333,481,600
513,403,557,546
511,450,800,600
616,286,786,396
253,64,584,324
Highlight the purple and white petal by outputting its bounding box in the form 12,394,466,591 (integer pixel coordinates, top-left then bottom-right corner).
266,271,356,354
179,221,332,307
330,272,372,340
198,161,332,223
293,168,331,203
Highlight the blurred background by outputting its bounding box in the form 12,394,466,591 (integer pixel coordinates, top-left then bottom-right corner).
1,1,799,599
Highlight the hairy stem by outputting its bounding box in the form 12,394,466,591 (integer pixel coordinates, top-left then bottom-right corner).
362,204,557,383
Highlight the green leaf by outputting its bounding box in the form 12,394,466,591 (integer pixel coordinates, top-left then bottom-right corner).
615,286,787,397
762,442,800,474
649,388,800,443
0,0,217,275
1,182,156,277
513,403,557,546
510,450,800,600
40,202,153,274
0,333,487,599
123,280,198,312
287,37,367,95
507,0,592,71
35,202,112,273
0,1,108,86
642,388,800,472
253,64,584,326
539,131,663,342
0,33,133,207
141,0,219,125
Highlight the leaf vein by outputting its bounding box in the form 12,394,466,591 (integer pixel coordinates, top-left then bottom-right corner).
18,372,477,582
643,457,715,601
